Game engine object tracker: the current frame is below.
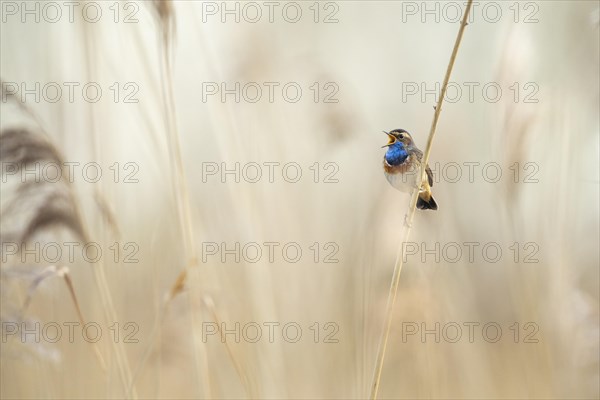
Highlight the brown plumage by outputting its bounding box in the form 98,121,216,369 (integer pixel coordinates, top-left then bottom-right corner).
382,129,438,210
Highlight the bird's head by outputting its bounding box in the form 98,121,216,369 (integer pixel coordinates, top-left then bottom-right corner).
382,129,414,148
382,129,412,166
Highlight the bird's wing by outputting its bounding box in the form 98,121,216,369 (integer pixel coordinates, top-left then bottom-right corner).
410,147,434,187
426,165,434,187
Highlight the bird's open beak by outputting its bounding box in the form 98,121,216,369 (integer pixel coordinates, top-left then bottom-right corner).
382,131,396,148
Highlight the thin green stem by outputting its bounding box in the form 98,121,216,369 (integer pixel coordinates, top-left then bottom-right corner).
369,2,473,398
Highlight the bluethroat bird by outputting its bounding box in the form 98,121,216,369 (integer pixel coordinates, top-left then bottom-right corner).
382,129,438,210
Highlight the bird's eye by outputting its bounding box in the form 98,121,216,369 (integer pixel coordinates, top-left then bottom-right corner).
398,134,404,139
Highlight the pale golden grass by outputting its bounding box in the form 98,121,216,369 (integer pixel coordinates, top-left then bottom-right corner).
0,96,133,396
1,1,598,399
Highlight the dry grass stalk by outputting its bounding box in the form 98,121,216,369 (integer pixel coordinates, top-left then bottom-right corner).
0,126,108,374
202,296,256,398
129,267,187,395
79,22,138,398
20,265,108,372
139,3,212,396
369,1,474,398
1,82,134,396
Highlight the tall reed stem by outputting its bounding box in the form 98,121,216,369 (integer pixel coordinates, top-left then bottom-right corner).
82,24,138,399
155,19,212,398
369,2,473,398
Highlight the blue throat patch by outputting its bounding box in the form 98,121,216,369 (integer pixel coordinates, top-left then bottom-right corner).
385,142,409,166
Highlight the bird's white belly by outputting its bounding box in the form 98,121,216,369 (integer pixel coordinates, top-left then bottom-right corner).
385,170,418,193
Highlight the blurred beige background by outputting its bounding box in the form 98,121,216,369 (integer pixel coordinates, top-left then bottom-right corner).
1,1,599,399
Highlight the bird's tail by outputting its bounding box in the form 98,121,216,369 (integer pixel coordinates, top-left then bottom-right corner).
417,192,438,210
